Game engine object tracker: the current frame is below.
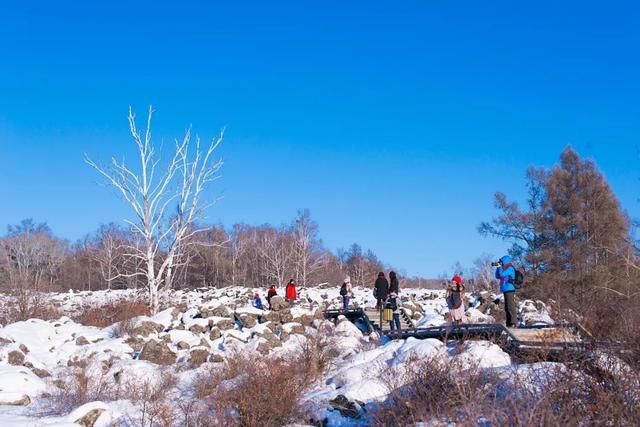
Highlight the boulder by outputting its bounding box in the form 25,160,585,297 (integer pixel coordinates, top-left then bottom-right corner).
211,305,233,317
264,311,280,323
270,296,288,311
0,394,31,406
210,353,225,363
7,350,25,366
76,336,90,346
190,349,210,367
329,395,360,419
74,408,106,427
239,314,257,328
139,340,176,365
125,336,145,352
211,319,235,331
209,327,222,341
189,323,209,334
279,310,294,323
256,340,274,355
297,314,314,327
131,321,165,337
18,344,29,353
177,341,191,350
32,368,51,378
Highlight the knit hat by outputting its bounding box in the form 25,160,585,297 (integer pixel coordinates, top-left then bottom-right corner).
344,275,351,283
378,272,385,278
451,275,463,285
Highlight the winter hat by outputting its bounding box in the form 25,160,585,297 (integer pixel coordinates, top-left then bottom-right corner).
451,275,463,285
378,272,385,278
500,255,512,265
344,275,351,283
389,271,396,279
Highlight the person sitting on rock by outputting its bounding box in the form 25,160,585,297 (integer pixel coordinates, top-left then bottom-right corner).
266,285,277,310
285,279,297,302
446,275,466,325
253,293,264,310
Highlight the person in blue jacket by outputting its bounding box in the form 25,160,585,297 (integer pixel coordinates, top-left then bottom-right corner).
495,255,517,327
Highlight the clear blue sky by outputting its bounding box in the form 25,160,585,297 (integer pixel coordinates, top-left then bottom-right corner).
1,1,638,278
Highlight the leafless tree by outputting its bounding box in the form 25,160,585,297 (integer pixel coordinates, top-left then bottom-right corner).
86,107,224,313
471,254,495,291
89,223,129,289
256,226,294,286
292,209,325,286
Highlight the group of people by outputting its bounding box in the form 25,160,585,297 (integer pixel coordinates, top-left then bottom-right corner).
254,279,298,310
252,255,519,329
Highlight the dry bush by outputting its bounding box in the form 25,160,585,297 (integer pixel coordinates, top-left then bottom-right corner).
73,298,150,328
41,361,110,416
373,350,640,426
191,353,312,427
0,290,61,325
373,356,499,425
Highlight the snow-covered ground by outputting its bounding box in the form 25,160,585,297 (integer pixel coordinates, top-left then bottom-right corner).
0,285,591,425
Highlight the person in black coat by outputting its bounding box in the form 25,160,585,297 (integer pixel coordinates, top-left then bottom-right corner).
389,271,399,294
374,272,389,309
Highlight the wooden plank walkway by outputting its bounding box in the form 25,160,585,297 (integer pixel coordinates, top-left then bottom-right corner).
364,308,414,332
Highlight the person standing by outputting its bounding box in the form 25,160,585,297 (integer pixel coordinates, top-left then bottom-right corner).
340,275,353,310
446,275,465,325
495,256,517,327
386,292,402,332
285,279,297,302
374,272,389,309
266,285,277,310
389,271,399,294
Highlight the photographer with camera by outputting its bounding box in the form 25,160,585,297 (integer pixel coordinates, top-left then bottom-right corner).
493,256,517,328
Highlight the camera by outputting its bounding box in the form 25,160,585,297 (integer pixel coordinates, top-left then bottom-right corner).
491,261,502,267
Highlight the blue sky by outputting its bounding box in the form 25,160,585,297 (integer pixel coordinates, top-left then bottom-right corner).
1,1,638,277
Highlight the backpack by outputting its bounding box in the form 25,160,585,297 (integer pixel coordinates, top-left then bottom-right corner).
340,283,347,296
511,269,524,289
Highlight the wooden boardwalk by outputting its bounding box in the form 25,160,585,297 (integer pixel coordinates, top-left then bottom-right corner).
364,308,414,332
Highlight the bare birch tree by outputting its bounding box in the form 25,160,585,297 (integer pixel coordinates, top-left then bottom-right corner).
292,209,325,286
86,107,224,314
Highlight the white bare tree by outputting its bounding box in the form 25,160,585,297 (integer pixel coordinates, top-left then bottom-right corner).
256,227,293,287
292,209,325,286
90,223,128,290
86,107,224,314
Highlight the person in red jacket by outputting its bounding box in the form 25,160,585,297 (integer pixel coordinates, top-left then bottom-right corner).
285,279,297,302
266,285,277,310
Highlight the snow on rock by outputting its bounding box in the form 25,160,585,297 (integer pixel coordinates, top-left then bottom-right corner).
465,308,495,324
167,329,202,348
452,341,511,369
393,338,445,365
151,307,179,328
519,300,554,325
0,365,47,400
342,378,389,402
335,319,363,338
67,401,111,426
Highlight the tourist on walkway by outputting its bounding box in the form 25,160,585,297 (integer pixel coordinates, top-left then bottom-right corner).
446,275,465,325
494,256,517,327
374,272,389,309
340,275,353,310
